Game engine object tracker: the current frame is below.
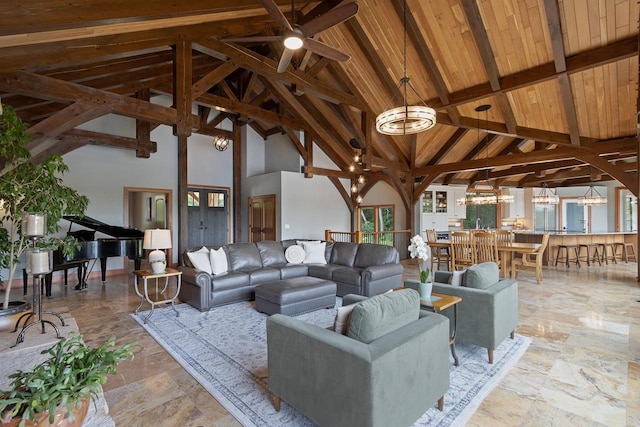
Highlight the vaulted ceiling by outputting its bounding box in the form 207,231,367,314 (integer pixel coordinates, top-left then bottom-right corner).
0,0,638,206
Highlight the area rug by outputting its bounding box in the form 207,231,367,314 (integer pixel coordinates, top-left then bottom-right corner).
133,301,530,427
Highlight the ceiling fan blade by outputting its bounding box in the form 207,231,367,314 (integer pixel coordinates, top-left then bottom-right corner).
277,48,295,73
300,2,359,37
258,0,293,32
220,35,283,43
303,38,350,62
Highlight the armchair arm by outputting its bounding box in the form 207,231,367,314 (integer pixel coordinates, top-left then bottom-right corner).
177,266,211,311
360,263,404,296
362,263,404,281
267,312,450,427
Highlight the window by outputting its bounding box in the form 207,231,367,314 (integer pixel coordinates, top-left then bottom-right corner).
462,191,497,229
187,191,199,207
358,205,394,245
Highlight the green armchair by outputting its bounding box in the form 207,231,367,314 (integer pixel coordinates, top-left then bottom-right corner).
266,290,450,427
432,262,518,364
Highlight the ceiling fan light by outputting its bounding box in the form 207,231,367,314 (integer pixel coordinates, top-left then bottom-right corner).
283,33,304,50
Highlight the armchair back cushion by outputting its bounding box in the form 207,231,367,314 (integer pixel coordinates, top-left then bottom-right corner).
347,289,420,343
463,262,500,289
330,242,359,267
354,243,399,267
227,243,262,271
256,241,286,267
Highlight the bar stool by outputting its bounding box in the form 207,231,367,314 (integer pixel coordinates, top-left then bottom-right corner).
578,243,601,266
555,244,580,268
598,242,618,264
620,242,637,263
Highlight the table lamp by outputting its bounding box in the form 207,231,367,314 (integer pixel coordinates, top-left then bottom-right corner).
143,229,172,274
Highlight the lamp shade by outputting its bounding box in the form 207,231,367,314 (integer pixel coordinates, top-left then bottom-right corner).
143,229,171,274
143,229,172,250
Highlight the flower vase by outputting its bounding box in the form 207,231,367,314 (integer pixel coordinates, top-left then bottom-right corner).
418,281,432,300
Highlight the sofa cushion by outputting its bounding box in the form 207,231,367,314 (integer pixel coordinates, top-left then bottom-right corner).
210,247,228,275
463,262,500,289
354,243,398,268
211,272,250,291
272,263,309,279
330,242,359,267
227,243,262,271
257,241,287,267
307,264,343,280
187,246,212,274
347,289,420,344
324,241,334,263
332,267,363,286
334,303,357,334
248,268,281,285
300,241,327,264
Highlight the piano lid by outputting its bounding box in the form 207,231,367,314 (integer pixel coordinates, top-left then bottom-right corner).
63,215,144,239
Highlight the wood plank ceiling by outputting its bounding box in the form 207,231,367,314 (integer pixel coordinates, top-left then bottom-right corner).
0,0,637,208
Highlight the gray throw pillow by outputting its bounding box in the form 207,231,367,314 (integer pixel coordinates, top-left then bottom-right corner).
462,262,499,289
347,289,420,344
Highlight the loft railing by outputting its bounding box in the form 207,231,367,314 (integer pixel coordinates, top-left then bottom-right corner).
325,229,411,259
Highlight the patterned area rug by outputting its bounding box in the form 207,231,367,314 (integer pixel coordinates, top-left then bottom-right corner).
133,301,530,427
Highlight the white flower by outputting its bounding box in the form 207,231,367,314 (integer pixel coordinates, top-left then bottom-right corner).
408,234,430,262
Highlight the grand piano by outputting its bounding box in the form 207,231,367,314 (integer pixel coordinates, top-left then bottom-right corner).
24,215,144,296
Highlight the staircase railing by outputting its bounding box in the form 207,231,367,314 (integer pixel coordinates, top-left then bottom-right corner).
324,229,412,259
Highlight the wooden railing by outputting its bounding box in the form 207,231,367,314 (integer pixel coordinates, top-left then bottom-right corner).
325,229,412,259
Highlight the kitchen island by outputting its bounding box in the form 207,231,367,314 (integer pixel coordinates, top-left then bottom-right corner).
514,231,637,266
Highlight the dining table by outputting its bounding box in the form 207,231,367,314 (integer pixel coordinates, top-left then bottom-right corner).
428,240,542,279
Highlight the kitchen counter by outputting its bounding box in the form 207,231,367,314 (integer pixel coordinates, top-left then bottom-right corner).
514,232,637,265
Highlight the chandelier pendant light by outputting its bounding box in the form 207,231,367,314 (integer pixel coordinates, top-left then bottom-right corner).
578,186,607,206
375,0,435,135
456,104,512,206
212,134,230,151
532,182,559,205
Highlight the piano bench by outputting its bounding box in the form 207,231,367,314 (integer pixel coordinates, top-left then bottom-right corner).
22,260,87,297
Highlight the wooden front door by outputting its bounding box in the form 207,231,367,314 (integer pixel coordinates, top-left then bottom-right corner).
248,194,276,243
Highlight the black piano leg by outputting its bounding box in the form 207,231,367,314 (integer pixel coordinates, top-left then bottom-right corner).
100,258,107,283
22,269,28,297
74,263,88,290
44,274,52,297
134,258,142,271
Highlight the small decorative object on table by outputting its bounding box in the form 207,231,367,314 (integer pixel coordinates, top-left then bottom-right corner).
408,234,432,299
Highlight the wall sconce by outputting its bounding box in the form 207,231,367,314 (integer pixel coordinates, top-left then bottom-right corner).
212,135,230,152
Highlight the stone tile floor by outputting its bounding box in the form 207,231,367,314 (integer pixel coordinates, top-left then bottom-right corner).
9,260,640,426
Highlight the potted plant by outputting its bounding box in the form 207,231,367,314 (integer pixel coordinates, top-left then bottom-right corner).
0,103,89,318
0,333,135,426
407,234,432,299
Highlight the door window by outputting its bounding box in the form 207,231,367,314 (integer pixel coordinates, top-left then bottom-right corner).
358,205,394,245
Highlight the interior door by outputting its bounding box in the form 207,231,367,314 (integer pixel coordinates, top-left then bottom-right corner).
187,188,229,247
248,194,276,243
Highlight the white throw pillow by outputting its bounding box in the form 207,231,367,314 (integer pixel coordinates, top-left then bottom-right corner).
451,269,466,286
210,247,229,275
296,240,321,246
187,246,212,274
334,303,357,334
301,241,327,264
285,245,305,264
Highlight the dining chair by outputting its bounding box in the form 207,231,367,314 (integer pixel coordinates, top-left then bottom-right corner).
512,232,550,284
495,230,513,274
473,231,499,265
450,231,475,271
426,229,450,271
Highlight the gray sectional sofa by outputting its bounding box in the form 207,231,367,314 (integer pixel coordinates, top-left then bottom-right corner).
178,240,403,312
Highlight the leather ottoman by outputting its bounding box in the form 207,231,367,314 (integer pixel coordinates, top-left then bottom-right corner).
255,276,337,316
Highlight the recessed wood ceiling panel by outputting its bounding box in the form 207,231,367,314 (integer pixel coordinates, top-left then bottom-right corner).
571,57,639,140
457,96,504,124
559,0,638,55
481,0,553,75
409,0,488,92
509,79,568,133
415,125,459,165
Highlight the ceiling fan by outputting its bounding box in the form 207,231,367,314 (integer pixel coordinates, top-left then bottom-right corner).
222,0,359,73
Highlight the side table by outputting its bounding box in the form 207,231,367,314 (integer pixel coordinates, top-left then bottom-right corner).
133,268,182,324
415,290,462,366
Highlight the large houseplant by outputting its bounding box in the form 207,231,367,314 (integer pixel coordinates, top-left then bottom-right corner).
0,104,89,311
0,334,135,426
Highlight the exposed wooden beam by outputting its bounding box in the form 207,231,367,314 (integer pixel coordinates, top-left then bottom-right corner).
136,88,152,158
26,103,108,149
328,176,354,213
427,128,467,166
191,61,239,99
543,0,581,146
173,40,192,137
195,39,365,109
